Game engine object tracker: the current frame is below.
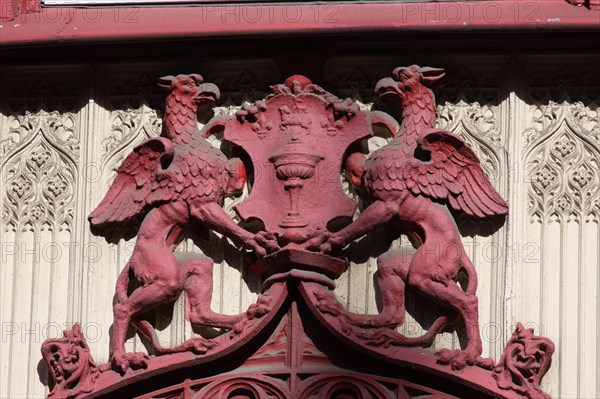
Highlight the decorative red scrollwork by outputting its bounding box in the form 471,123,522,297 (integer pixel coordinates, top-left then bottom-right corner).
493,323,555,399
41,324,99,399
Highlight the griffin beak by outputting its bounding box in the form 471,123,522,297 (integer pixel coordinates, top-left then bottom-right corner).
375,77,400,100
195,83,220,104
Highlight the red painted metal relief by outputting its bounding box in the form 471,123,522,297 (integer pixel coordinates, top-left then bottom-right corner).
41,70,554,399
41,324,101,399
311,65,507,371
493,323,555,399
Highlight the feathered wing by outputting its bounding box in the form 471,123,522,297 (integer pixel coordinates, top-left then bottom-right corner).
88,137,175,236
404,129,508,218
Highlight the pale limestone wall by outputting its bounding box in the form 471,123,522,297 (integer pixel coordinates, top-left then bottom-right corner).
1,56,598,398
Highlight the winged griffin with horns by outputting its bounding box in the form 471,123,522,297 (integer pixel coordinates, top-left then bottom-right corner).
316,65,508,370
37,67,557,399
88,74,276,373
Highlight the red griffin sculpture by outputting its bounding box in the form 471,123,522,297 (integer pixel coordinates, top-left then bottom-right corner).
39,71,555,399
317,65,509,370
89,74,270,373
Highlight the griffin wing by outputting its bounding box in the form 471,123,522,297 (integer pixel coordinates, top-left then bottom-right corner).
88,137,174,236
404,129,508,218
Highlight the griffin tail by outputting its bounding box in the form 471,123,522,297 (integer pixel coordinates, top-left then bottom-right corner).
115,264,130,304
461,249,478,296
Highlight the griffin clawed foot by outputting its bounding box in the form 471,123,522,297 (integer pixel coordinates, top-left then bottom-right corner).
254,231,280,255
111,352,149,375
436,348,495,371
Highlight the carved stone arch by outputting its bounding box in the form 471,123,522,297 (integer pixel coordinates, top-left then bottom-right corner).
101,71,164,178
98,69,173,168
102,105,161,164
101,107,162,189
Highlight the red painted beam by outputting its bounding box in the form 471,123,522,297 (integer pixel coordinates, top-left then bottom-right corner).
1,0,599,47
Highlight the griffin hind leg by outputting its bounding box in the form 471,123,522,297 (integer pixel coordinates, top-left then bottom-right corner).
342,249,410,328
179,253,244,329
407,268,491,370
111,279,183,373
110,204,188,373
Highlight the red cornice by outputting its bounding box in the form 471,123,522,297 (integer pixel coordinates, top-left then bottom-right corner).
1,0,599,47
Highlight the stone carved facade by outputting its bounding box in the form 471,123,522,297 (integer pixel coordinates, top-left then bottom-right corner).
1,57,599,399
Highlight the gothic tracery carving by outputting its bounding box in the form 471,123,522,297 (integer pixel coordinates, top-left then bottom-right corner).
2,111,78,232
525,66,600,222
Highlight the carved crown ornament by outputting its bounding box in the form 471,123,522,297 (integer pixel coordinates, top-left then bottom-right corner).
41,68,554,399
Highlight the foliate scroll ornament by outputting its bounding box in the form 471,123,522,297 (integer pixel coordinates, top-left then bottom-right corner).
525,101,599,146
41,324,99,399
103,106,161,162
493,323,555,399
1,111,79,159
436,99,502,186
102,73,166,163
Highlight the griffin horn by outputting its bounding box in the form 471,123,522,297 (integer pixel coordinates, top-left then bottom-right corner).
420,67,446,86
158,75,176,90
189,74,204,85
